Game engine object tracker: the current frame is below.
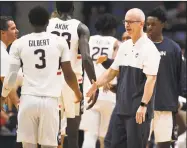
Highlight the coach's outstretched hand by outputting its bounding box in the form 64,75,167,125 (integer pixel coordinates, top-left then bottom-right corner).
86,80,99,110
74,90,83,103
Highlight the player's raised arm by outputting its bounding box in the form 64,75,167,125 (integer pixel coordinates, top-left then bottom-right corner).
59,38,82,103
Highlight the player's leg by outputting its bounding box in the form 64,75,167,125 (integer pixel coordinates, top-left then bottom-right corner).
17,95,39,145
41,145,56,148
147,119,155,148
104,106,117,148
66,116,81,148
60,113,67,148
99,100,115,148
38,97,59,147
82,131,98,148
99,137,104,148
57,110,62,148
153,111,174,148
22,143,37,148
81,108,101,148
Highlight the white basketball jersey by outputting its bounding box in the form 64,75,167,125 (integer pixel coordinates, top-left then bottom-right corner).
47,18,82,80
84,35,117,102
9,32,70,97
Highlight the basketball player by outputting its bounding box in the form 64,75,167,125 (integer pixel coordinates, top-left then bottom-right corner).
80,13,120,148
146,7,182,148
1,6,82,148
47,2,98,148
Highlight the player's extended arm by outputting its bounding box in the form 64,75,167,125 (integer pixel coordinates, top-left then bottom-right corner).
61,61,82,103
77,23,97,83
86,68,118,97
78,23,99,109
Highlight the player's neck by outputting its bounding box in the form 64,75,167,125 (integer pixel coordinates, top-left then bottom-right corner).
60,14,72,20
100,31,114,36
101,33,113,36
33,27,46,33
149,34,163,43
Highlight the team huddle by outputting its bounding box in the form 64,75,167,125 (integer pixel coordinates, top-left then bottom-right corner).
0,1,186,148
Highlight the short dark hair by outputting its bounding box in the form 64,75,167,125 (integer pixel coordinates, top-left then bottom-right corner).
0,16,13,30
147,7,167,23
28,6,49,26
95,13,117,33
56,1,74,13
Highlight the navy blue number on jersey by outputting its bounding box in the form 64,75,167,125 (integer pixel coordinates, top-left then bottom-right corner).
91,47,108,61
51,31,71,49
34,49,46,69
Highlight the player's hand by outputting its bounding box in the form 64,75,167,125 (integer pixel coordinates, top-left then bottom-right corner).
86,89,99,110
103,83,113,93
96,55,108,64
86,80,98,97
86,80,99,110
74,90,82,103
136,106,147,124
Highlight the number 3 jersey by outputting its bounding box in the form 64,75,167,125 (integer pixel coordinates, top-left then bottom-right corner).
83,35,117,102
47,18,82,80
8,32,70,97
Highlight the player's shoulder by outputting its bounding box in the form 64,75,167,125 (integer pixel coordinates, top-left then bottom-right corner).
90,35,100,40
164,36,181,51
71,18,81,24
49,17,61,23
107,36,118,43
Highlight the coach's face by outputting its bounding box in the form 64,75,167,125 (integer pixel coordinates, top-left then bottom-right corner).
124,13,144,37
5,20,19,45
146,16,164,39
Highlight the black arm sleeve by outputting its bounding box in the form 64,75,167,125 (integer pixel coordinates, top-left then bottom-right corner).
102,58,114,69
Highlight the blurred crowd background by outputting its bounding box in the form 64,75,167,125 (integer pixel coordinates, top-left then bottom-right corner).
0,1,186,41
